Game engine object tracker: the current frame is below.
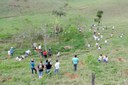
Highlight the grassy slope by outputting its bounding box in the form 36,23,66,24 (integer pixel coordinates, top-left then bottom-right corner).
0,0,128,85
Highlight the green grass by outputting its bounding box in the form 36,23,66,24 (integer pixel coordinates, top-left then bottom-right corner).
0,0,128,85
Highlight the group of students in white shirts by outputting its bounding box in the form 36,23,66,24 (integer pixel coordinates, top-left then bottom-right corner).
98,54,108,63
15,49,31,61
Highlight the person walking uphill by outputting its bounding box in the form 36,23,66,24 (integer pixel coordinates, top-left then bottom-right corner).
72,55,79,71
37,61,44,79
30,59,37,74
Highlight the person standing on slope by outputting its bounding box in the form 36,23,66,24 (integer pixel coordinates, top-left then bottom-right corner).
37,61,44,78
30,59,37,74
10,47,14,57
43,50,47,58
72,55,79,71
54,60,60,74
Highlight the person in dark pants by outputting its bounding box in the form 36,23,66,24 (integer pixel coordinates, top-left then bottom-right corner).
46,62,52,73
37,61,44,78
72,55,79,71
30,59,37,74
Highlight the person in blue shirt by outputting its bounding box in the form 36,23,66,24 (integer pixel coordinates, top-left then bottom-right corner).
72,55,79,71
30,59,37,74
10,47,14,57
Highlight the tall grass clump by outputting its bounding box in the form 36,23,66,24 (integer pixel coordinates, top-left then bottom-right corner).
61,25,85,49
85,55,102,76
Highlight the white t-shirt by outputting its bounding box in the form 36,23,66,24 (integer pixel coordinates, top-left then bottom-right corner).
26,50,31,55
38,45,41,49
87,44,91,48
105,57,108,61
98,46,101,50
98,56,102,60
8,50,11,55
96,43,99,46
33,43,37,47
103,56,106,60
55,62,60,69
105,40,107,43
57,52,60,57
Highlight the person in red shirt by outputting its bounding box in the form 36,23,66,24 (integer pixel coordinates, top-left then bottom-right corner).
43,50,47,58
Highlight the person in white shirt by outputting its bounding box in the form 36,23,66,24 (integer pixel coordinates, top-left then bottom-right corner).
57,52,60,57
38,44,42,52
100,35,103,39
25,50,31,56
15,56,22,61
98,54,102,62
87,44,91,48
103,55,108,63
110,33,113,37
8,50,11,58
54,60,60,74
38,44,42,50
98,46,101,51
96,42,99,47
105,40,107,44
33,43,37,50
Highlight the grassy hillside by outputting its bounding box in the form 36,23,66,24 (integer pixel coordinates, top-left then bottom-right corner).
0,0,128,85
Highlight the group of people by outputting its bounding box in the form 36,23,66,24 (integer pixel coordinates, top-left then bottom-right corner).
33,43,52,59
30,59,60,79
15,49,31,61
89,24,111,63
7,42,79,79
98,54,108,63
30,54,79,79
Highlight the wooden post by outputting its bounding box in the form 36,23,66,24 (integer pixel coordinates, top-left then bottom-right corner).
91,73,95,85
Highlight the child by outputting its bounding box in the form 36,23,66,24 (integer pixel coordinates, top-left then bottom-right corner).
25,50,31,56
98,54,102,62
103,55,108,63
98,46,101,51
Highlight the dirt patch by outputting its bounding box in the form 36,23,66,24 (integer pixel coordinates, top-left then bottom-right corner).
122,69,128,76
64,73,79,80
64,46,73,50
0,76,12,82
116,58,126,62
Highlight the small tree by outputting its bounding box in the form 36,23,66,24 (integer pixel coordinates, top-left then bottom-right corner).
94,10,103,25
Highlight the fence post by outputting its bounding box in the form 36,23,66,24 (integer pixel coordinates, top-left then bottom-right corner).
91,73,95,85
